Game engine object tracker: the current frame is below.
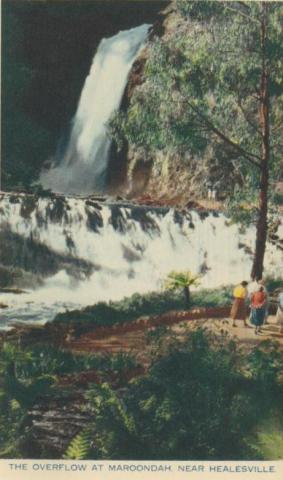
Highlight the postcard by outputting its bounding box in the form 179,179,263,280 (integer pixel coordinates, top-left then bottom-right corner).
0,1,282,479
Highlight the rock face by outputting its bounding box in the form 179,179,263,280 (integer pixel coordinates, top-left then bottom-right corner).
127,148,198,203
23,388,90,458
128,147,245,205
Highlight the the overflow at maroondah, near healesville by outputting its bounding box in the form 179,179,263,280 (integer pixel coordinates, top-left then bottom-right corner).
1,0,283,461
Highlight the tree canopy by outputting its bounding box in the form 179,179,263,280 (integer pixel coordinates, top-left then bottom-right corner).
111,1,282,176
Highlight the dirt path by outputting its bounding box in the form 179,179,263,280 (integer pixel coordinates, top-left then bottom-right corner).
218,315,283,344
67,314,283,363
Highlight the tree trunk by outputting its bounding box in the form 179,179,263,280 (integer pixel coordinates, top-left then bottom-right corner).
183,286,190,308
251,3,269,280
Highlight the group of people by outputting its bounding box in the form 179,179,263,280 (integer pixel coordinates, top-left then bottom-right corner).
230,278,283,335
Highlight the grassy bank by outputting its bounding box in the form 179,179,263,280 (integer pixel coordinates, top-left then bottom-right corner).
54,286,233,327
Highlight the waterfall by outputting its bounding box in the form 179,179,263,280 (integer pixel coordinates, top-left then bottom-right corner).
0,193,282,328
40,24,150,195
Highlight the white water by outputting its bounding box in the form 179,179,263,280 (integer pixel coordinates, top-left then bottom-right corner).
0,194,282,328
40,24,150,195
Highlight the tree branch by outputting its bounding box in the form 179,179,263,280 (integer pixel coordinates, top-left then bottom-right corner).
237,99,261,136
181,99,262,169
223,4,260,24
271,122,283,133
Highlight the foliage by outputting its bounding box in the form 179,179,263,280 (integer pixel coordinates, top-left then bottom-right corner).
176,0,223,20
246,340,283,390
0,343,55,409
15,345,83,378
54,285,232,325
271,192,283,206
164,270,201,290
249,418,283,460
63,429,93,460
12,344,112,379
164,270,202,307
10,344,139,383
77,382,140,459
225,188,259,226
55,290,185,325
265,277,283,293
110,2,282,163
104,352,138,372
0,342,55,458
71,330,283,460
0,398,26,458
2,323,283,460
192,286,232,307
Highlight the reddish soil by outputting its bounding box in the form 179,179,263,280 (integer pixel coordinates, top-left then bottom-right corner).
66,310,283,366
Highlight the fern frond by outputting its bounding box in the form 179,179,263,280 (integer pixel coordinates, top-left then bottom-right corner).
164,270,201,290
102,383,137,436
63,429,93,460
9,399,21,411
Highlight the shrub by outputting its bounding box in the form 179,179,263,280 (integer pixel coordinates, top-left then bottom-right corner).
14,344,139,379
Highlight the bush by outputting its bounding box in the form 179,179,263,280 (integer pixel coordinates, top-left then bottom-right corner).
14,344,139,379
191,286,232,307
265,277,283,293
272,192,283,206
249,417,283,460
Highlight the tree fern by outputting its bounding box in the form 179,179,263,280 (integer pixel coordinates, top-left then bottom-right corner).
164,271,201,307
164,271,201,290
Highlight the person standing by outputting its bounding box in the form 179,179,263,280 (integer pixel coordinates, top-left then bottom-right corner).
257,279,269,323
230,281,249,327
250,286,267,334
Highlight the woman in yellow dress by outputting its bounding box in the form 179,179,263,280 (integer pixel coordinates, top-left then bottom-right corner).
230,281,249,327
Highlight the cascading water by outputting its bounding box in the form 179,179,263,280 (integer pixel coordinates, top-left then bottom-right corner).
0,193,282,329
40,24,150,195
